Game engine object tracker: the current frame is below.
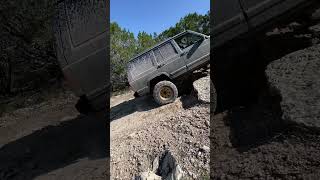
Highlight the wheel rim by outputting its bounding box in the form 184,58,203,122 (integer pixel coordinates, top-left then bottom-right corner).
159,86,174,101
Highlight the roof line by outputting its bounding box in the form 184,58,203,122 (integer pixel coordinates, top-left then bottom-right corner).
128,30,203,62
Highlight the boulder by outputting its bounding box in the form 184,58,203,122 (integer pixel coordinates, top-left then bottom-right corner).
266,44,320,129
136,150,184,180
193,76,210,104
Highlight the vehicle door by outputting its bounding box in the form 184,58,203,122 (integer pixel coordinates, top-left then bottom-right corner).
153,41,187,78
239,0,307,29
173,32,208,72
212,0,248,48
53,0,108,110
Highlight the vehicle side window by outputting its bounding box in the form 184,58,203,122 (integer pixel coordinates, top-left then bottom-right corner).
154,48,163,63
145,51,156,66
174,33,203,50
154,42,177,64
129,51,154,77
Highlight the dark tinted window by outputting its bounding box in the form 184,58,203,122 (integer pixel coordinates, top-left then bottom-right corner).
128,51,154,78
174,33,203,50
154,48,163,63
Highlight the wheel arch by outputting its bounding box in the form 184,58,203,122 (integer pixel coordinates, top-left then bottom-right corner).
148,73,172,93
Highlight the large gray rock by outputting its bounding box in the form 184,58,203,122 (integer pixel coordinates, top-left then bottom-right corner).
266,44,320,128
135,150,184,180
193,76,210,104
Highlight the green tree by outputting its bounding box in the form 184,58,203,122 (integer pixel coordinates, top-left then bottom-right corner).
136,31,157,53
110,22,137,91
157,11,210,41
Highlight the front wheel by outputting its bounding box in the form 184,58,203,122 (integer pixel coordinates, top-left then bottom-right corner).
153,81,178,105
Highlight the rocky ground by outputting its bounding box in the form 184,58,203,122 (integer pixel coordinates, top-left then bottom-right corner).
211,98,320,179
210,21,320,179
110,90,210,179
266,44,320,129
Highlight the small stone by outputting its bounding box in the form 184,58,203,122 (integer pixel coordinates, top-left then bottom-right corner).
152,156,159,173
136,171,161,180
190,158,195,164
128,133,135,139
200,145,210,153
205,120,209,127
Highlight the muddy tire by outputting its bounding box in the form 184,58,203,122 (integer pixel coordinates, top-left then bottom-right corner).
153,81,178,105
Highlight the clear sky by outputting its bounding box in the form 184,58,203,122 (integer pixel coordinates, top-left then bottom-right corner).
110,0,210,37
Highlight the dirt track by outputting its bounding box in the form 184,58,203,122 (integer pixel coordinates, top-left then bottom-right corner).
0,91,108,180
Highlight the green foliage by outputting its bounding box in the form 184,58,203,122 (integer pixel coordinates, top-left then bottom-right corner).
111,22,136,91
111,11,210,92
0,0,60,95
137,31,158,53
157,11,210,41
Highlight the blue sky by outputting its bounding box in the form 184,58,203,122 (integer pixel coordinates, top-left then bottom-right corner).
110,0,210,37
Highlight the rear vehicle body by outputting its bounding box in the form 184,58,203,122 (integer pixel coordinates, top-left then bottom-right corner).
212,0,320,49
212,0,320,110
127,30,210,105
53,0,109,113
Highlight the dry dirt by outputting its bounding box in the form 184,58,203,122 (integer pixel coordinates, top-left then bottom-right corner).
210,20,320,180
0,90,108,180
210,92,320,179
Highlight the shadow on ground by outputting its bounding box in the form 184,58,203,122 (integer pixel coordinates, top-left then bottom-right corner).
0,113,108,180
222,92,285,152
110,95,159,121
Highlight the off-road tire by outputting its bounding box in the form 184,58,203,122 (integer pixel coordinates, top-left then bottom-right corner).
153,81,178,105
